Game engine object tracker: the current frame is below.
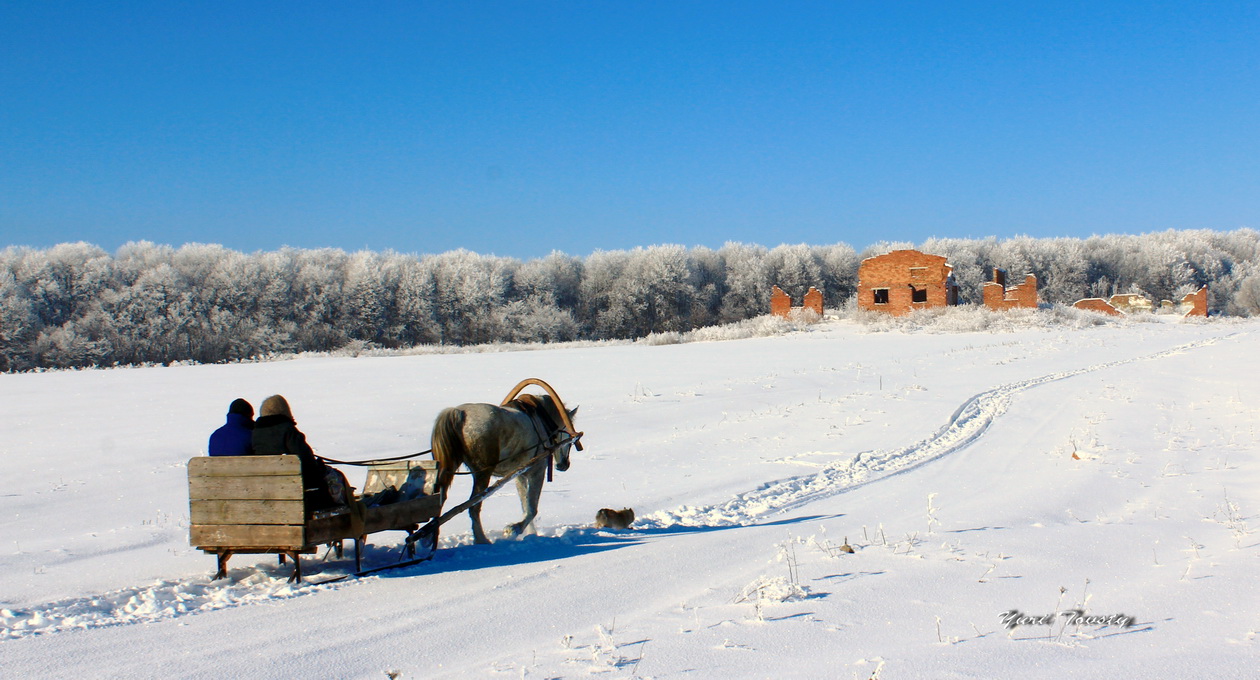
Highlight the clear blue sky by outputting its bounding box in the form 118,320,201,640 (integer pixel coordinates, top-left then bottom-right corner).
2,2,1257,259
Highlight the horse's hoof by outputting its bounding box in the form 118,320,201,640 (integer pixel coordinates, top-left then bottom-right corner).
503,525,523,538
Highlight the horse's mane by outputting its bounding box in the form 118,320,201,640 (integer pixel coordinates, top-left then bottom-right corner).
512,393,547,412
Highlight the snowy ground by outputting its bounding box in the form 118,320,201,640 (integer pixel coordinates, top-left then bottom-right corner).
2,315,1257,679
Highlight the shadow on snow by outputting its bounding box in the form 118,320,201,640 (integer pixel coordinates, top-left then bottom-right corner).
356,513,843,580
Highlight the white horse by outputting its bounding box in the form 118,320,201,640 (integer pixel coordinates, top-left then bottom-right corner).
430,393,578,544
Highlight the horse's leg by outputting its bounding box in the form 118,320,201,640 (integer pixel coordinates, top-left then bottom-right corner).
468,471,493,544
506,463,545,538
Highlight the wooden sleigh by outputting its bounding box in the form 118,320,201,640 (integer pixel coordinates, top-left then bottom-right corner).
188,455,441,582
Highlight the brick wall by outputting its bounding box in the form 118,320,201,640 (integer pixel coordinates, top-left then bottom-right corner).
803,287,824,315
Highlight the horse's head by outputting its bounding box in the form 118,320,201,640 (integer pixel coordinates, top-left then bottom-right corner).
550,403,579,472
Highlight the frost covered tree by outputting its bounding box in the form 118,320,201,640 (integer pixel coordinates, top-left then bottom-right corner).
716,242,769,321
429,249,517,345
515,251,584,312
0,269,36,371
816,243,860,305
391,256,440,346
579,249,634,338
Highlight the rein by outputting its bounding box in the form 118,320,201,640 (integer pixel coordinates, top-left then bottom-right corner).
316,450,431,466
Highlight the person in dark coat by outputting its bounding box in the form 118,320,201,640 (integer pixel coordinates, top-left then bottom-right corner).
208,398,255,456
252,394,340,510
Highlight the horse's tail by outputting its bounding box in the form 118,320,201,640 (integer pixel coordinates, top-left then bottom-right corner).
431,407,468,495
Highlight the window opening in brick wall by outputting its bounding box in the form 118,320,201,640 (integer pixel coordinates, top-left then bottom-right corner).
873,288,889,305
911,286,927,303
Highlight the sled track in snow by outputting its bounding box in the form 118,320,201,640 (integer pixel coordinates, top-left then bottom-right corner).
0,565,356,640
642,332,1245,530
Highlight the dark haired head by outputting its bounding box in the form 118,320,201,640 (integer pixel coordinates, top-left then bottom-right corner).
228,398,254,418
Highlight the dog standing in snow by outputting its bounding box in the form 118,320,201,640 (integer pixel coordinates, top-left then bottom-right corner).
595,507,635,529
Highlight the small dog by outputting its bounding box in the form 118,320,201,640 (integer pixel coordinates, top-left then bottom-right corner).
594,507,635,530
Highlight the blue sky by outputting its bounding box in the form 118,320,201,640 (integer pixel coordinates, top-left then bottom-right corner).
2,2,1257,259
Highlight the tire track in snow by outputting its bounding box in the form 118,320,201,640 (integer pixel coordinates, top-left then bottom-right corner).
641,332,1244,529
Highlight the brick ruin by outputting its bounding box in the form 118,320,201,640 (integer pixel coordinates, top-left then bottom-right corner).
1180,287,1208,317
1108,294,1153,314
857,250,959,316
770,285,791,318
771,285,824,319
1072,298,1123,316
982,268,1038,311
1072,286,1208,318
804,287,824,315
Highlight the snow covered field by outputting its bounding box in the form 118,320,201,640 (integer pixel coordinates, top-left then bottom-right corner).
2,315,1257,679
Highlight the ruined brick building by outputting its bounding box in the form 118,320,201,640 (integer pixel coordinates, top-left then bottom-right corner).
771,285,824,319
982,268,1038,310
857,250,959,315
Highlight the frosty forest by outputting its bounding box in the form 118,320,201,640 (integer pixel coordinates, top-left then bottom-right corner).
4,229,1260,371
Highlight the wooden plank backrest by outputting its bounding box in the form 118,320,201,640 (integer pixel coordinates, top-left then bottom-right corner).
189,455,307,549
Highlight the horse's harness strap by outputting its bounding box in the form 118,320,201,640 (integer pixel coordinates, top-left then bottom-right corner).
512,397,563,482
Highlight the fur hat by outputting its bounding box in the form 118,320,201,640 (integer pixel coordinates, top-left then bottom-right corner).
228,398,253,418
259,395,293,418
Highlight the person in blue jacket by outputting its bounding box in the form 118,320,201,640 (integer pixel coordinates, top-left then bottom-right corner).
208,398,255,456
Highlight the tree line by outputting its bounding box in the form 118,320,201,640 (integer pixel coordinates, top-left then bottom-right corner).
3,229,1259,371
